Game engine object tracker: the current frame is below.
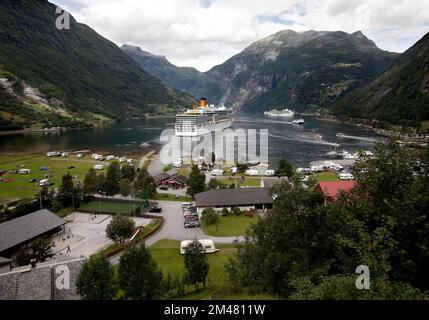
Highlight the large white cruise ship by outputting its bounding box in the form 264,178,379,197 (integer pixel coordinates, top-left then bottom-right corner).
175,98,233,137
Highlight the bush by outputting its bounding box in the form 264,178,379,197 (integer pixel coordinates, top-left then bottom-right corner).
231,207,242,216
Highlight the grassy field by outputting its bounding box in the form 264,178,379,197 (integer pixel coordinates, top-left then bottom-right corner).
311,171,340,181
79,200,143,214
149,240,236,299
149,239,278,300
0,154,106,204
202,215,259,237
217,177,262,188
153,193,193,202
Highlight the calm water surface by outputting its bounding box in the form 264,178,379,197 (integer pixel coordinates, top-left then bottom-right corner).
0,113,383,166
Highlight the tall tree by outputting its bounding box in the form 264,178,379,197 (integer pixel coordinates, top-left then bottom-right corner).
275,158,294,177
15,237,55,266
119,178,133,197
184,240,209,289
94,173,106,195
76,256,116,300
121,164,136,181
57,172,76,207
133,168,156,199
104,161,121,197
83,168,97,195
187,165,206,197
106,215,135,244
118,244,164,300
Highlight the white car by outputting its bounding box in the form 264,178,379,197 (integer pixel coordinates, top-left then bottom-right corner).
339,173,354,180
245,169,258,176
38,179,51,186
18,169,31,174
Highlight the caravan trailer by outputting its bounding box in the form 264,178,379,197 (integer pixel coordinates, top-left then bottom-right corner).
93,164,105,170
180,239,219,255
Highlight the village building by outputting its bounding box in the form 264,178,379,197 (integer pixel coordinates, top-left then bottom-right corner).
314,180,357,205
0,209,66,258
195,188,274,214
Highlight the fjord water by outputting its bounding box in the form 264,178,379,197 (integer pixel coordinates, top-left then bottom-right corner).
0,113,381,166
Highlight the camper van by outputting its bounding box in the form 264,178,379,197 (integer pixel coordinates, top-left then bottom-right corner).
18,169,31,174
38,179,52,186
180,239,219,255
211,169,224,176
339,172,354,180
94,164,104,170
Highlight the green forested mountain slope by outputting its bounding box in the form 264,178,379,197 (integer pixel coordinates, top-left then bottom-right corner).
0,0,194,130
124,30,398,112
332,31,429,128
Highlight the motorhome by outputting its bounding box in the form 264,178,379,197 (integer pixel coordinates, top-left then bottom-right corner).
94,155,104,161
38,179,51,186
211,169,224,176
245,169,259,176
180,239,219,255
339,172,354,180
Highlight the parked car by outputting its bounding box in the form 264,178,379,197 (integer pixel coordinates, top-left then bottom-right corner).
149,206,162,213
18,169,31,174
184,215,199,221
184,220,200,228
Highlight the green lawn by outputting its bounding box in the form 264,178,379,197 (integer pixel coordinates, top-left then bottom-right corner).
79,200,141,214
217,177,261,188
149,240,236,299
0,154,104,204
153,193,193,202
312,171,340,182
202,215,259,237
149,240,278,300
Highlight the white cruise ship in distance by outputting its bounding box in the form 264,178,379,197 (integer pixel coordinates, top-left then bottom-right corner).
264,108,294,119
175,98,233,137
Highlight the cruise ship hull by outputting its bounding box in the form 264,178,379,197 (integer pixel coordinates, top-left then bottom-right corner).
175,119,233,137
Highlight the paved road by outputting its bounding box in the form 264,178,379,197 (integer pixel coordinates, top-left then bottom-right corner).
109,200,243,264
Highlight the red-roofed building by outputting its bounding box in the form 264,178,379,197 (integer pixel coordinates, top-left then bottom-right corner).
315,181,357,205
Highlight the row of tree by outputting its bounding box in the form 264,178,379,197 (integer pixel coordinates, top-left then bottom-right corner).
76,240,209,300
82,163,156,199
226,141,429,299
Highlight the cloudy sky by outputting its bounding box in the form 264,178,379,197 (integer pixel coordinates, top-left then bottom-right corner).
52,0,429,71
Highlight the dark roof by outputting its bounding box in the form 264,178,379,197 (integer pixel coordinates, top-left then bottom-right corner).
195,188,273,207
153,172,170,184
168,175,188,185
0,256,12,266
0,210,66,253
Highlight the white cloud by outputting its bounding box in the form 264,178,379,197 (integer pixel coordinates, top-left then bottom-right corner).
56,0,429,71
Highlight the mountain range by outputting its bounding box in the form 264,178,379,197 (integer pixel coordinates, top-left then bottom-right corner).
123,30,399,113
333,32,429,127
0,0,194,130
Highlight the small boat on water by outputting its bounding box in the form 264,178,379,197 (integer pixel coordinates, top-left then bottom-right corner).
292,118,305,125
336,133,345,138
264,108,295,119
